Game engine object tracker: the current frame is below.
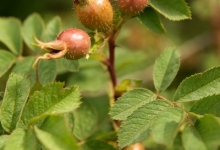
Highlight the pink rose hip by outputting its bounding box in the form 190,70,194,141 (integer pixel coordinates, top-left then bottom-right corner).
57,28,91,59
33,28,91,67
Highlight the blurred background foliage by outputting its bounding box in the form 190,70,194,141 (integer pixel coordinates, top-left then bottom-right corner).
0,0,219,98
0,1,219,149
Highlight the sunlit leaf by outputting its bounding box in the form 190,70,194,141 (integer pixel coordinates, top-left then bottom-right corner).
4,128,38,150
0,74,30,132
21,82,81,126
0,135,9,149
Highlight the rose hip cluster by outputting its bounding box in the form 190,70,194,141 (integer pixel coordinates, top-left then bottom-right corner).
33,0,148,65
73,0,148,32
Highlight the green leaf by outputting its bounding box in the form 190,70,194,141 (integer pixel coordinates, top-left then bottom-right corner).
4,128,38,150
182,125,207,150
22,13,44,52
0,17,22,55
153,49,180,93
109,88,156,121
24,129,39,150
82,140,116,150
0,50,16,77
190,94,220,117
38,60,57,85
118,100,172,149
12,56,36,87
0,74,30,132
62,58,79,72
21,82,81,126
174,66,220,102
151,108,183,146
149,0,191,21
44,16,62,42
73,99,98,140
0,135,9,149
168,132,183,150
35,115,79,150
0,123,4,135
138,7,165,34
194,115,220,150
65,63,107,92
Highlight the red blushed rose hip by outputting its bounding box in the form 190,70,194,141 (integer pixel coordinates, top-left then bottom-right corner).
57,28,91,59
118,0,148,16
33,28,91,66
74,0,113,33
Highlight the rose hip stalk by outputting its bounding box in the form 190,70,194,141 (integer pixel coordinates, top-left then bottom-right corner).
33,28,91,67
118,0,148,16
73,0,114,33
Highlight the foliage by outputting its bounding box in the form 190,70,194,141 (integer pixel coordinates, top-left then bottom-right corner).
0,0,219,150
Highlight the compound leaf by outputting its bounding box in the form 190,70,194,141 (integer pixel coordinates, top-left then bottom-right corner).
118,100,172,149
109,88,156,121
